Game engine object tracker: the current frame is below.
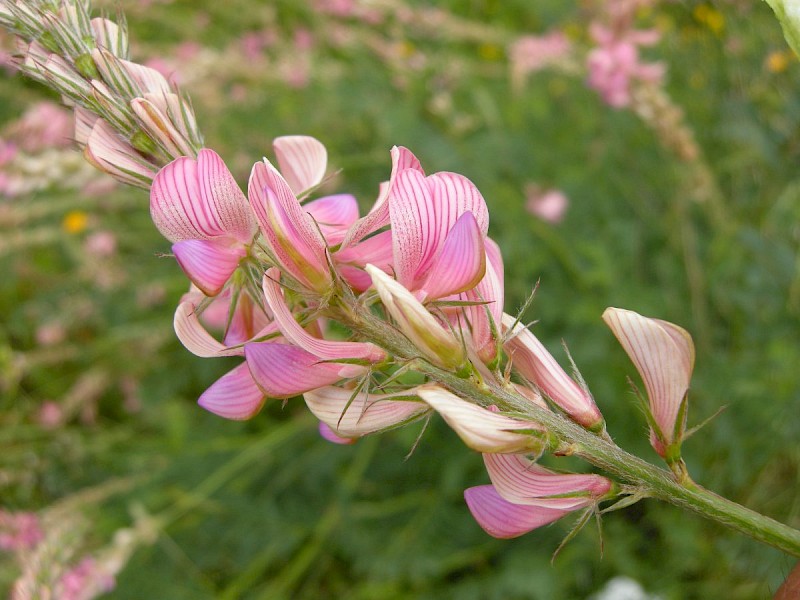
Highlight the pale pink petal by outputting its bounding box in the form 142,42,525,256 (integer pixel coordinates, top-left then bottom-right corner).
416,385,544,453
84,119,156,186
602,308,694,454
304,385,429,438
483,453,612,510
196,149,256,242
319,422,358,445
461,238,505,362
366,266,464,370
464,485,569,539
339,145,423,249
245,342,352,397
304,194,359,245
262,269,386,363
273,135,327,195
74,108,98,147
503,314,604,430
173,239,245,296
248,160,330,289
223,292,274,347
198,363,266,420
418,212,486,301
173,300,246,358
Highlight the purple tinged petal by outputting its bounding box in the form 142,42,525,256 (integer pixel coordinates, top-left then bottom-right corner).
245,343,350,397
464,485,569,539
502,314,604,430
334,230,394,291
602,307,694,455
262,269,386,363
418,212,486,301
198,363,266,420
318,422,358,445
483,453,613,510
416,385,545,453
304,386,429,438
172,239,245,296
248,160,330,290
273,135,327,195
304,194,359,245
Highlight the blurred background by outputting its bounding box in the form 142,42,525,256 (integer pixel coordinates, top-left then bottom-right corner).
1,0,799,598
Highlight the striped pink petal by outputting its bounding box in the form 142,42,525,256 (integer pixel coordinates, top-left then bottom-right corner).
273,135,327,195
304,386,429,438
248,160,330,290
172,239,245,296
416,385,544,453
339,145,423,250
245,342,353,398
84,119,157,186
198,363,266,420
262,269,386,363
483,453,612,510
460,238,505,363
464,485,569,539
390,170,489,291
150,149,255,244
503,314,604,431
418,211,486,301
305,194,359,245
335,230,395,291
602,308,694,455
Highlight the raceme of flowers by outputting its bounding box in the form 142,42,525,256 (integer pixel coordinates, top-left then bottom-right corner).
150,135,695,538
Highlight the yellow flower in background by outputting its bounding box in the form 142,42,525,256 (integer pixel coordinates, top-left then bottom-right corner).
478,43,501,61
766,49,792,72
62,210,88,234
693,4,725,35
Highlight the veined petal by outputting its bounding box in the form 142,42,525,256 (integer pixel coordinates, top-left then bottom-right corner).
273,135,327,195
502,314,604,431
304,385,429,438
262,269,386,363
339,145,423,250
417,385,545,453
602,307,694,454
172,239,244,296
483,453,612,510
84,119,156,186
335,230,394,291
366,265,465,370
248,160,330,290
150,149,254,244
305,194,359,245
245,343,351,398
419,212,486,301
198,363,266,420
464,485,568,539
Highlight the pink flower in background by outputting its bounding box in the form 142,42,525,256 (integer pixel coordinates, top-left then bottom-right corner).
84,231,117,257
587,25,664,108
35,322,66,346
56,557,116,600
509,31,571,85
38,401,64,428
0,511,43,551
525,185,569,223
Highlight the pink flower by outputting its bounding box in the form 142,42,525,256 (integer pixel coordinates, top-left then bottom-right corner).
84,231,117,257
465,453,613,538
150,149,257,295
509,31,571,85
502,314,604,431
0,511,43,551
525,186,569,223
602,308,694,459
586,25,665,108
56,557,115,600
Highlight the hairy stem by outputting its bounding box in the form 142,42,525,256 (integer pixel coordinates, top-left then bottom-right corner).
339,300,800,557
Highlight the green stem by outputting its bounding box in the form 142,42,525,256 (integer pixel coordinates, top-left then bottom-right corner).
339,302,800,557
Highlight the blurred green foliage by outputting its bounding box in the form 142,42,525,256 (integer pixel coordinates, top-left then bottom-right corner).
1,0,799,598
